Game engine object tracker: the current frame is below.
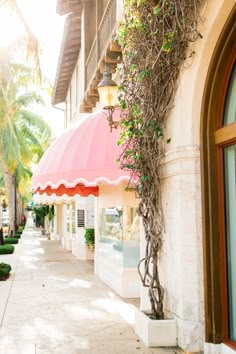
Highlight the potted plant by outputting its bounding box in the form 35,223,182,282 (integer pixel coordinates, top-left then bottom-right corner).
32,205,55,239
46,205,55,240
84,228,95,251
32,205,48,234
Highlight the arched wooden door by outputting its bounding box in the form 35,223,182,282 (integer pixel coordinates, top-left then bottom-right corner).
216,51,236,346
201,5,236,348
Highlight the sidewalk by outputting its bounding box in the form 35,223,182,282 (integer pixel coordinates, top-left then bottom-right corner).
0,218,180,354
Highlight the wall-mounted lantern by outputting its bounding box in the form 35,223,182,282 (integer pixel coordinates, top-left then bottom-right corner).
97,65,119,132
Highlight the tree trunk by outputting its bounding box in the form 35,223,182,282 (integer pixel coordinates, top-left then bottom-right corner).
0,197,3,229
17,192,22,226
0,228,4,245
1,160,15,235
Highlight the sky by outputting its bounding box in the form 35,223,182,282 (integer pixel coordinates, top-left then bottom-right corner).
0,0,66,136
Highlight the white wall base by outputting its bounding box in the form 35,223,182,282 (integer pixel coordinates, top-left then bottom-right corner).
204,343,222,354
96,255,140,298
222,344,236,354
135,309,177,347
72,236,94,260
54,233,60,241
64,234,72,251
71,237,76,254
61,236,65,248
176,317,204,352
204,343,236,354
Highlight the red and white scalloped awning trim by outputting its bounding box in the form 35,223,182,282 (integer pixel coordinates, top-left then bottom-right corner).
33,193,78,205
36,184,98,198
32,109,131,192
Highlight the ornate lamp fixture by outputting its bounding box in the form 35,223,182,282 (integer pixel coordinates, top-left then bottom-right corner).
97,65,119,132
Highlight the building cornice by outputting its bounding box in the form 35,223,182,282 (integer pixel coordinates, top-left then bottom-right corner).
52,1,82,105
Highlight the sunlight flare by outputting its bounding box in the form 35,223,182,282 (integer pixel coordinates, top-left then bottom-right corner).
0,6,24,49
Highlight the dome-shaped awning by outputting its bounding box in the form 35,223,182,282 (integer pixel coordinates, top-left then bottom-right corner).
32,109,130,193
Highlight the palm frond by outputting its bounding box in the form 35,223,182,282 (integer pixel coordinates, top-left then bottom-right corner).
15,161,33,196
11,63,38,88
18,109,52,138
0,56,52,195
15,162,32,183
2,124,21,172
14,92,45,108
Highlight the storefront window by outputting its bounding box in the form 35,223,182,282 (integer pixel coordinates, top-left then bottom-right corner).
98,206,140,268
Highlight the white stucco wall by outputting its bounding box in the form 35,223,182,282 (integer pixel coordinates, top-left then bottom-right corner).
72,196,95,260
146,0,236,351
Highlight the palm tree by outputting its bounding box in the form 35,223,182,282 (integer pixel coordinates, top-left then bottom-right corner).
15,163,33,226
0,63,51,233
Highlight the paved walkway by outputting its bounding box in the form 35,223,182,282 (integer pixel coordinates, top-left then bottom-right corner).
0,218,180,354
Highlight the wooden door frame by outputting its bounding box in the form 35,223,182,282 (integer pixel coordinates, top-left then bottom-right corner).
200,4,236,345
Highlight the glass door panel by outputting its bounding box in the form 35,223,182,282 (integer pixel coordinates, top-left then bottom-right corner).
223,62,236,126
223,144,236,341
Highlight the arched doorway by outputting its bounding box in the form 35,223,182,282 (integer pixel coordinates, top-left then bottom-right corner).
201,5,236,348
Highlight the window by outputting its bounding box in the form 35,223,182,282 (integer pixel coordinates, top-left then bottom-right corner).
216,57,236,345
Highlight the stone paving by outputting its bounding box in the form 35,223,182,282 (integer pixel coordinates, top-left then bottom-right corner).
0,218,181,354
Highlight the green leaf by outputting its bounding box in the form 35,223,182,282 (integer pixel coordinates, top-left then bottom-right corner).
141,175,149,182
153,6,161,15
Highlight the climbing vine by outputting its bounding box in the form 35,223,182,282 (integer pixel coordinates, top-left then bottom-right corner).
117,0,205,319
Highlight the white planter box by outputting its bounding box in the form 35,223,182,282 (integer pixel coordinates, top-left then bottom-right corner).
135,309,177,347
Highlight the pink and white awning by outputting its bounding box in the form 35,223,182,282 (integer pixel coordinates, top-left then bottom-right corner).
32,109,130,198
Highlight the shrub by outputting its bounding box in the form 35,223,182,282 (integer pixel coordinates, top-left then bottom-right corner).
4,238,19,245
32,205,48,228
16,230,23,235
0,262,11,280
14,235,21,239
84,228,95,250
0,245,15,254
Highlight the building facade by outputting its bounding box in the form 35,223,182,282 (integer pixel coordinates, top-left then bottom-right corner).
33,0,236,352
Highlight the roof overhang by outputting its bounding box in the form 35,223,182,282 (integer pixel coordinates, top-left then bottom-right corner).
52,1,82,105
56,0,81,16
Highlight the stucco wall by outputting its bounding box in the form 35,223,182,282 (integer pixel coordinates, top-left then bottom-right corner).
152,0,236,351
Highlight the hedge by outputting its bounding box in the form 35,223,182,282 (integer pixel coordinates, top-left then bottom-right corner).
0,262,11,280
4,238,19,245
0,245,15,254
